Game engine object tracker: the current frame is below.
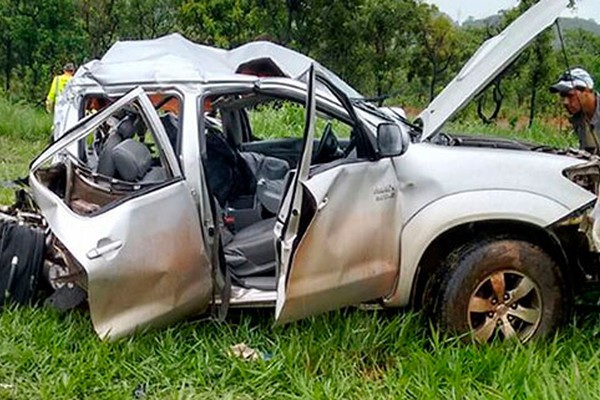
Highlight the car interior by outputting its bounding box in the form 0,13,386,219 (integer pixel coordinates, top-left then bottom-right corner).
34,90,352,291
34,96,179,216
202,93,352,291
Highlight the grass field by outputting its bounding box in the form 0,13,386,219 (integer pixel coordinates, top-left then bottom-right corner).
2,100,600,399
0,100,50,205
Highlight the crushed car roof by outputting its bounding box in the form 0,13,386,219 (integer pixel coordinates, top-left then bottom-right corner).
74,33,362,98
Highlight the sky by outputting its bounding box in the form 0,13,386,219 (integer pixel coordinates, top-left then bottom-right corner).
424,0,600,24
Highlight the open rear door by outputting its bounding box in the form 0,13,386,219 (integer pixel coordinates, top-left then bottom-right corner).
30,88,212,339
275,66,402,324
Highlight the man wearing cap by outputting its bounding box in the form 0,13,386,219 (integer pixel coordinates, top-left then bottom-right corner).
45,63,75,113
550,67,600,154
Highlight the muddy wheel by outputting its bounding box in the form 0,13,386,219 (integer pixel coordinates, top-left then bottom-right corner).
435,239,566,343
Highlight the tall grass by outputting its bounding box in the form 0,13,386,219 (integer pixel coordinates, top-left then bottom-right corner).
446,120,579,149
0,98,49,204
248,101,352,140
0,97,52,141
0,136,46,205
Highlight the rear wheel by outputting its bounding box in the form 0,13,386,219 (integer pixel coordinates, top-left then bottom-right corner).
435,239,567,343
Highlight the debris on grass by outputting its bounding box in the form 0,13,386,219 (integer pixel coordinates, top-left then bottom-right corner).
228,343,261,361
133,383,147,398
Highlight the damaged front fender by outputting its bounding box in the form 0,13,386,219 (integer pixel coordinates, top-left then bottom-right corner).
564,158,600,252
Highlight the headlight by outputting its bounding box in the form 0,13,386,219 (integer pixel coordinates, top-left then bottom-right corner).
564,161,600,195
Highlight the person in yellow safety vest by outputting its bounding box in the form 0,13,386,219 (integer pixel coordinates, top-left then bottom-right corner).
45,63,75,113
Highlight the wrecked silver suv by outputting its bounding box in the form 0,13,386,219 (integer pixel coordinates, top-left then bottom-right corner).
2,0,599,343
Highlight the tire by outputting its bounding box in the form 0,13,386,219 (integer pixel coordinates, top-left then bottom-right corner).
435,239,567,343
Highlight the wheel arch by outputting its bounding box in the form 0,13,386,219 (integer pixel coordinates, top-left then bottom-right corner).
384,190,581,308
408,219,571,310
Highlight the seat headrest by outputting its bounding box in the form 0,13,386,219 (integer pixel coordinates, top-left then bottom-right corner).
112,139,152,181
116,115,137,139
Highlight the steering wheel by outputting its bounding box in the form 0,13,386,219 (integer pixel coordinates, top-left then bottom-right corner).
313,122,343,164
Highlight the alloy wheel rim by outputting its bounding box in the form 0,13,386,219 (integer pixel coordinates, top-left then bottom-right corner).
467,270,542,343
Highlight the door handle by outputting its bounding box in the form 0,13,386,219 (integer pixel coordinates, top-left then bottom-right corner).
86,239,123,260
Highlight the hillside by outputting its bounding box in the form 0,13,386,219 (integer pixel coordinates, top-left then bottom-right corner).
463,15,600,35
558,17,600,34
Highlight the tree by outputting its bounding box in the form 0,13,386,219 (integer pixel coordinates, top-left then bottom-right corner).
0,0,85,100
178,0,266,47
500,0,557,127
119,0,181,40
350,0,420,99
564,28,600,79
76,0,124,59
411,5,467,102
0,0,16,91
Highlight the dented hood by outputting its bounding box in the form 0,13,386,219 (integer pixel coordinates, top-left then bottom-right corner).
418,0,572,141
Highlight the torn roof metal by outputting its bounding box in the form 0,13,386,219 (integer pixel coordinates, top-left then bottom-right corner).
75,33,362,99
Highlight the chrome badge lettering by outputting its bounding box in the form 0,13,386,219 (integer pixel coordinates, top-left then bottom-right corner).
373,184,396,201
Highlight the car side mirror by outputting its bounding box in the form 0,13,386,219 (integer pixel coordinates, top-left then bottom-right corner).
377,123,408,158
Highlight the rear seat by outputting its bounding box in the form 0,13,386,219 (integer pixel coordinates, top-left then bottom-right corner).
96,114,165,183
97,138,164,182
96,115,138,177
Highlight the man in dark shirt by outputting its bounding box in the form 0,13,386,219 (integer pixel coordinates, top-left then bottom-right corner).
550,68,600,154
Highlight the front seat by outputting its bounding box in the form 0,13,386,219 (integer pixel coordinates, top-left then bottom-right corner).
204,131,257,207
238,151,289,214
223,217,277,290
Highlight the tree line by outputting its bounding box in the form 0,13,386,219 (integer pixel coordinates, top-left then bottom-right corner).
1,0,599,124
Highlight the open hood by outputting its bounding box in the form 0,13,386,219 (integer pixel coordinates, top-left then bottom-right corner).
418,0,572,141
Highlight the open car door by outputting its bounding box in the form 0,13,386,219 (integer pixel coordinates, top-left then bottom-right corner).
275,66,402,324
30,88,212,340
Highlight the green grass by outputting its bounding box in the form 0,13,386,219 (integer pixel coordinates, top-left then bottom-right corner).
2,307,600,399
3,100,600,398
0,97,50,205
446,120,580,149
248,101,352,140
0,136,47,205
0,97,52,141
